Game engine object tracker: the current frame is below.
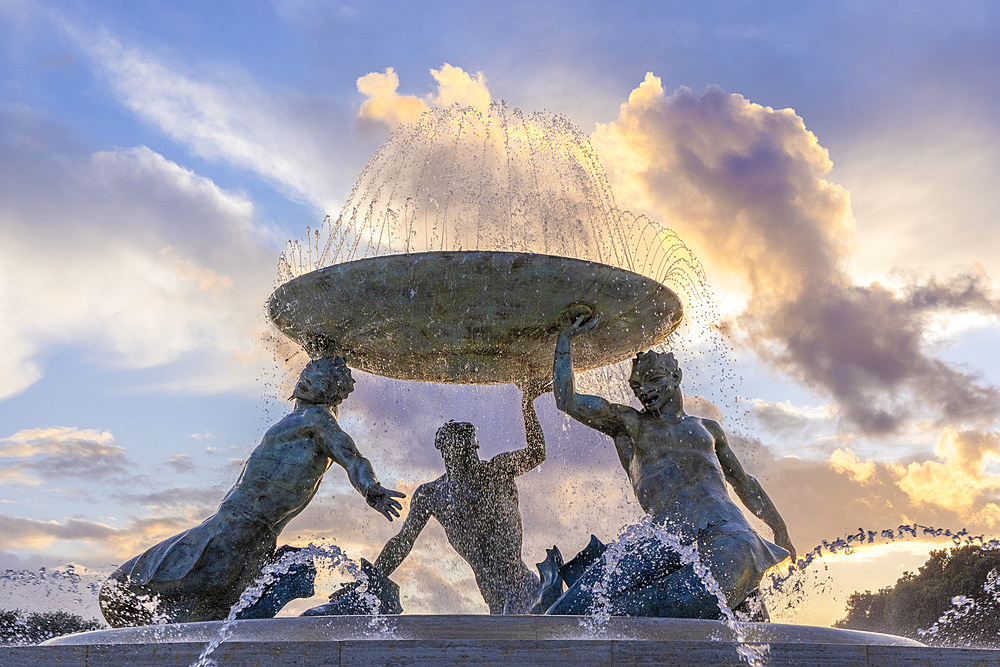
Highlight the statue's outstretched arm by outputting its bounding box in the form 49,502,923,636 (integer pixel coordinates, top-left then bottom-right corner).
491,379,548,476
708,420,796,561
553,320,631,438
373,485,434,575
317,417,404,521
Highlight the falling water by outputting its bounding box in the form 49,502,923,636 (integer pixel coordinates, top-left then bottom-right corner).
914,545,1000,647
275,101,728,408
760,523,1000,645
191,542,389,667
579,516,769,667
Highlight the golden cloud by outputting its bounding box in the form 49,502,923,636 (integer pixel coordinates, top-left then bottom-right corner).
893,427,1000,513
357,67,430,127
829,448,877,484
356,63,490,129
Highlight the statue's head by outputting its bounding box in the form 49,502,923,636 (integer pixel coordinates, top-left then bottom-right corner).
433,420,479,459
292,356,354,405
629,350,682,414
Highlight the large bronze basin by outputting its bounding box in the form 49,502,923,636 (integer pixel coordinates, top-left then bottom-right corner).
268,251,682,384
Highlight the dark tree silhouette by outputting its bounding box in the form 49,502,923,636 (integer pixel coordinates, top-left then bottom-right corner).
836,545,1000,647
0,609,104,645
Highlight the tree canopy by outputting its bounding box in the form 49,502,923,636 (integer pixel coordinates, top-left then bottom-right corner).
0,609,103,645
836,545,1000,647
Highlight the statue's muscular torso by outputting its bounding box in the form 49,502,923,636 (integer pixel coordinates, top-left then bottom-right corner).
618,411,746,534
219,407,336,534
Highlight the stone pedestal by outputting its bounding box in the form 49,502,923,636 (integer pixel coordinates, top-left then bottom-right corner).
11,615,996,666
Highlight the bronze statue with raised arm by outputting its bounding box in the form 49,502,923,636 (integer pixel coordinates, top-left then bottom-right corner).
370,380,549,614
547,314,795,618
99,356,404,627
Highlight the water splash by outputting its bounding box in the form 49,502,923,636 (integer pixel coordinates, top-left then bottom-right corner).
0,564,106,626
579,516,769,667
918,595,977,643
761,523,1000,642
190,542,390,667
915,554,1000,647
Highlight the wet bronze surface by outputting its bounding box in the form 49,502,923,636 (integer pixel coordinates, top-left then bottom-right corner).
268,251,682,383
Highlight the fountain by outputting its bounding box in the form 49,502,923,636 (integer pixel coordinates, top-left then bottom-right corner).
14,102,996,665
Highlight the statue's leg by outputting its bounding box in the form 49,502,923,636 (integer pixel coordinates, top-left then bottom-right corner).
502,565,542,614
235,545,317,620
545,535,683,615
606,562,720,618
696,526,774,614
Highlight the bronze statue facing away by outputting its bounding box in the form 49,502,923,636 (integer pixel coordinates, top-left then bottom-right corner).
547,314,795,618
99,357,404,627
372,380,549,614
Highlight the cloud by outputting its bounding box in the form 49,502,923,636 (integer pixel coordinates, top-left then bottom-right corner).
356,68,430,128
734,433,977,554
356,63,491,129
0,104,278,398
166,454,196,473
751,399,839,446
592,75,1000,434
0,514,118,550
0,427,127,485
428,63,490,112
767,426,1000,545
829,448,877,484
893,427,1000,516
64,24,359,213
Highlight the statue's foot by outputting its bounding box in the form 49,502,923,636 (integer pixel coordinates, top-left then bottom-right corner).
301,559,402,616
557,534,606,588
528,546,565,614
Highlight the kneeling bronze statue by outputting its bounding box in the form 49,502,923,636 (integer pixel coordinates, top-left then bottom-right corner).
100,357,403,627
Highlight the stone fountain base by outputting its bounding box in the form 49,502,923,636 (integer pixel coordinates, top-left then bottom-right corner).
6,614,998,665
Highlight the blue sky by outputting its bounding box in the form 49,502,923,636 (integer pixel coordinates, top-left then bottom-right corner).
2,0,1000,624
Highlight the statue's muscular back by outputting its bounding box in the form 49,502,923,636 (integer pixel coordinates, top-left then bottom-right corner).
420,460,527,604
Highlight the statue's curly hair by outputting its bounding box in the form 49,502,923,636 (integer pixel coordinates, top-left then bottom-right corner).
434,420,478,451
291,356,351,402
631,350,680,377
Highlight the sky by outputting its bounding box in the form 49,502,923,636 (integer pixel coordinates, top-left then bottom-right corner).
1,0,1000,628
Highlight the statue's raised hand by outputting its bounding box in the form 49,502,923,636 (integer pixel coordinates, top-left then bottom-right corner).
516,376,553,401
562,310,600,339
365,483,406,521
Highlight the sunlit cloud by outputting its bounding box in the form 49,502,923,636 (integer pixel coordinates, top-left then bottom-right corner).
0,514,118,551
356,63,491,129
829,448,877,484
428,63,490,112
0,427,127,484
893,427,1000,516
357,68,430,128
591,73,1000,434
0,105,277,397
